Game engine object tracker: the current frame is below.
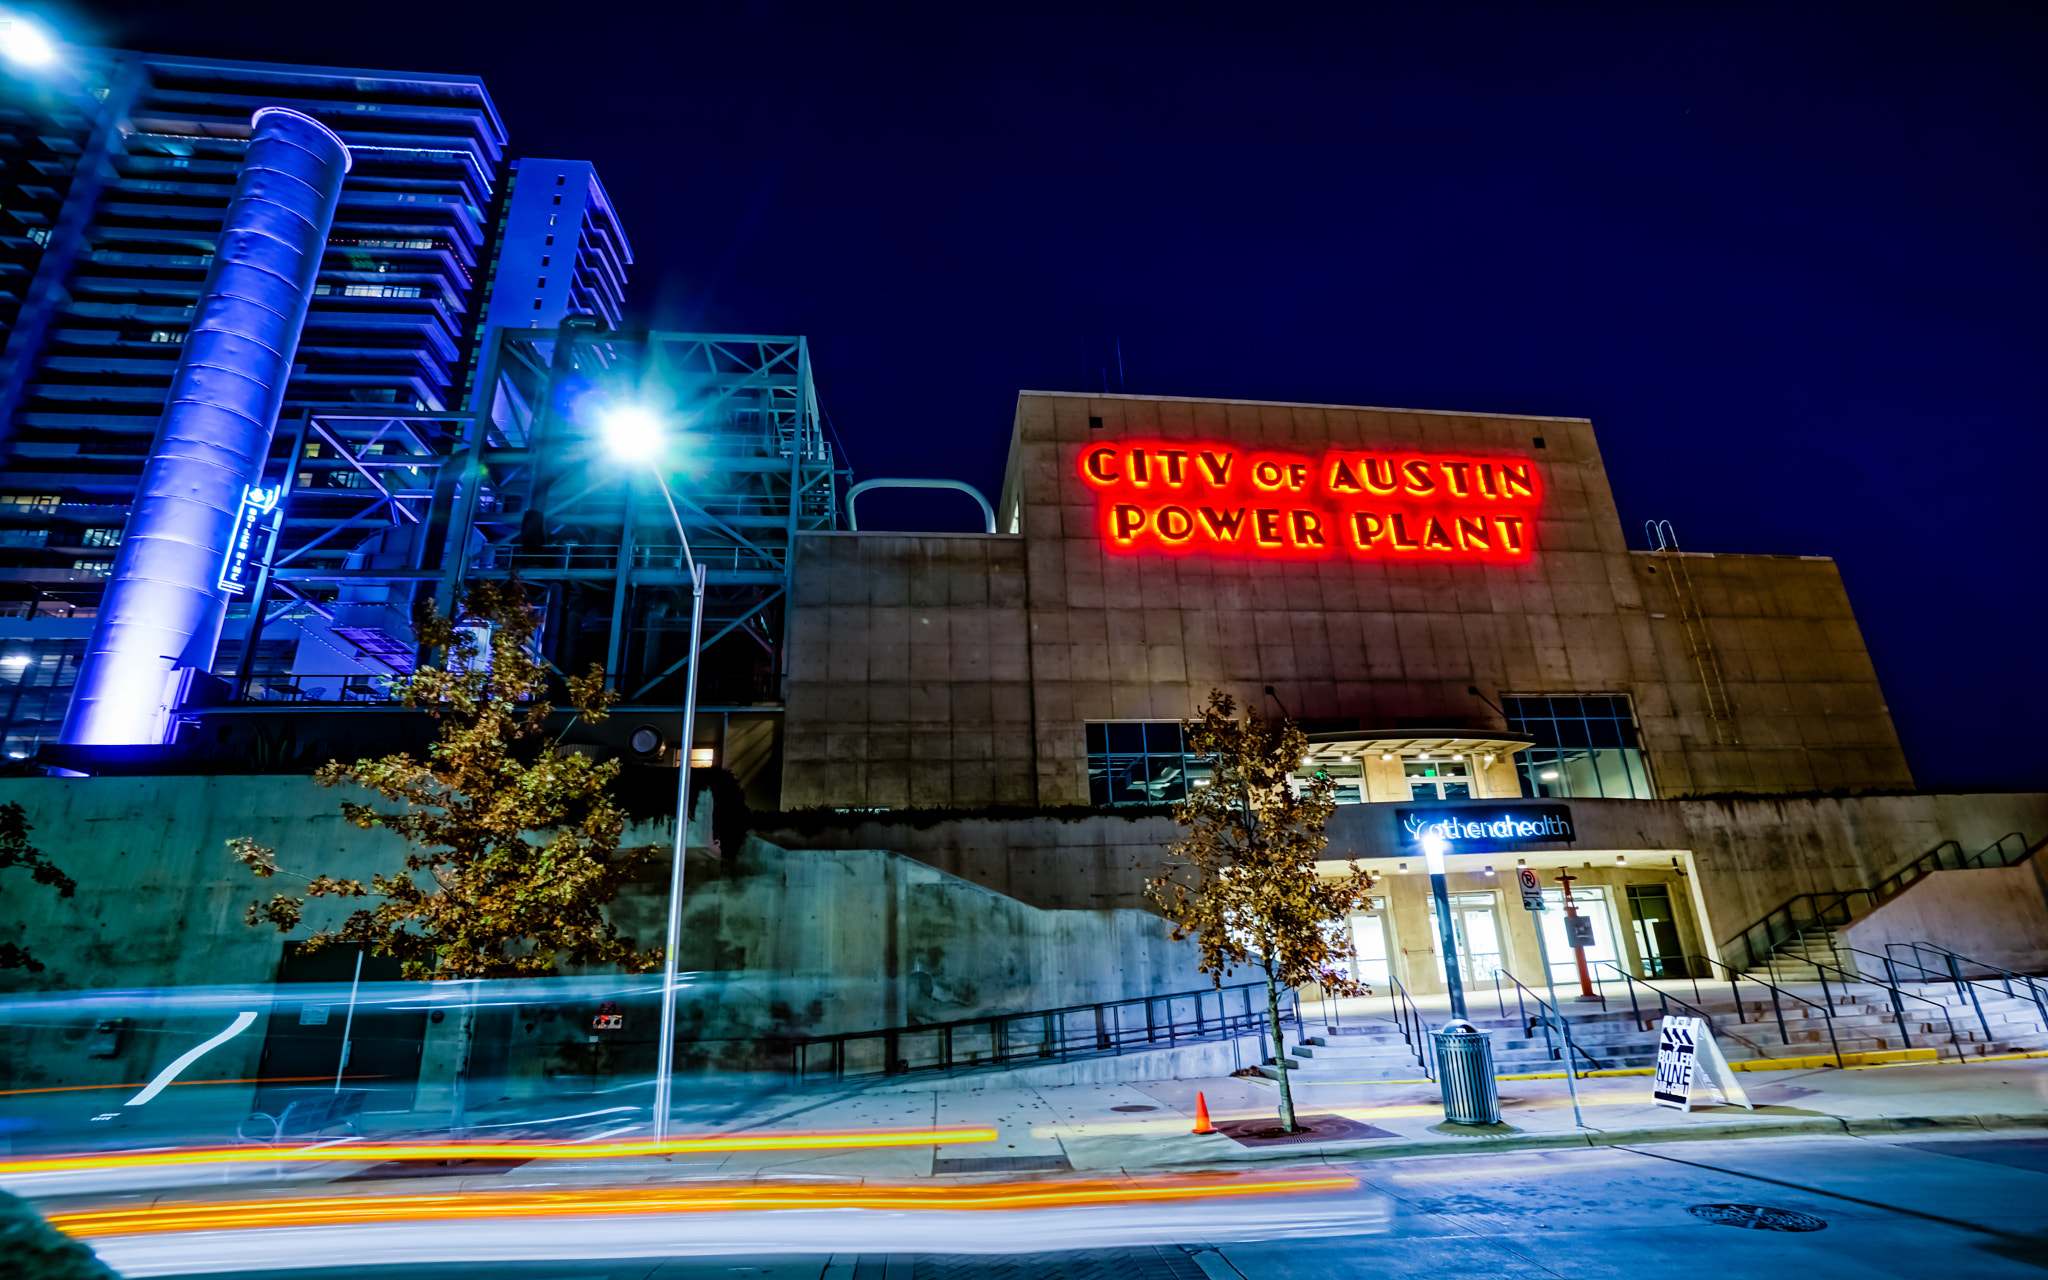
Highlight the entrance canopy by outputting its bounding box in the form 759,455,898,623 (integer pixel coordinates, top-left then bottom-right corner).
1302,729,1536,766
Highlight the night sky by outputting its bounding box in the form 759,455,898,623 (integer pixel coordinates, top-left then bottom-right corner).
75,2,2048,791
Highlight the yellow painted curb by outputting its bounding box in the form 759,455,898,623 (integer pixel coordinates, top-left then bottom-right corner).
1729,1047,1937,1072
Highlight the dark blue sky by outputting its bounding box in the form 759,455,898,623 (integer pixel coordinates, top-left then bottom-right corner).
89,2,2048,790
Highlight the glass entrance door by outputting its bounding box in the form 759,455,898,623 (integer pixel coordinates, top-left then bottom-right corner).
1349,900,1391,987
1626,884,1687,978
1427,892,1502,987
1539,886,1620,986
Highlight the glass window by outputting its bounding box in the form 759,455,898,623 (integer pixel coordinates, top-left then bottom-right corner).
1538,885,1620,985
1086,720,1205,807
1506,694,1654,799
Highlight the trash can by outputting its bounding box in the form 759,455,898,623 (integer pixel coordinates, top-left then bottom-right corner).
1432,1019,1502,1125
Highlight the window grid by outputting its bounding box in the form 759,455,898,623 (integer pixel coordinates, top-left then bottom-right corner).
1504,694,1654,800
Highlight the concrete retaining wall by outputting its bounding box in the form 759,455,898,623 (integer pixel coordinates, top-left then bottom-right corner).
0,774,1205,1097
765,791,2048,965
1842,860,2048,977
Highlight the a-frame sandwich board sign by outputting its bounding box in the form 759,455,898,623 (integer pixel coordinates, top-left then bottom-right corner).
1652,1015,1754,1111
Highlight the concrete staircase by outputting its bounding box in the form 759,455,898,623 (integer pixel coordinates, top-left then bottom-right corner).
1725,981,2048,1060
1263,980,2048,1082
1748,928,1842,985
1264,1006,1662,1083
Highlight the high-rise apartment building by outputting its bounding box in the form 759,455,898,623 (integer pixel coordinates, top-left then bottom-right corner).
0,51,629,757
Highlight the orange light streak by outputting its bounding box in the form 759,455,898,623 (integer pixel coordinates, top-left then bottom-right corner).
50,1173,1359,1239
0,1128,998,1176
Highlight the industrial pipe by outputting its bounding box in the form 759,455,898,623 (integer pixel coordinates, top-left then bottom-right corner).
61,108,351,745
845,478,997,533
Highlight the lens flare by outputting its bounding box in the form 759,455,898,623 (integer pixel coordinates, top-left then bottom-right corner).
600,404,665,460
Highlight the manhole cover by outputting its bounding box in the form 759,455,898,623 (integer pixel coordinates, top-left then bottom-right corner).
1110,1104,1158,1112
1688,1203,1827,1232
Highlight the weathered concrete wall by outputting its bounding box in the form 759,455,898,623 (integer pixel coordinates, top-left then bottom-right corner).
784,391,1914,810
0,775,1205,1096
766,791,2048,965
1842,861,2048,976
781,532,1034,809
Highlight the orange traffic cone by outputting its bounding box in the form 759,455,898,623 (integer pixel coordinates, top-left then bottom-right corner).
1192,1091,1215,1134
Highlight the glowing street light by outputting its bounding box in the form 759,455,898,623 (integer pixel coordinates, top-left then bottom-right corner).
599,402,706,1145
600,404,664,462
0,13,57,68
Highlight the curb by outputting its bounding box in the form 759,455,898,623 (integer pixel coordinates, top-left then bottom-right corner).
1060,1111,2048,1172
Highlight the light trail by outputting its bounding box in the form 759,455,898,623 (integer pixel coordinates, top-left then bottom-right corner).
124,1012,257,1105
0,1128,998,1176
51,1173,1360,1240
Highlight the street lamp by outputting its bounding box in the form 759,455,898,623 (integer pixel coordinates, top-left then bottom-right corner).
600,403,706,1145
0,12,57,68
1423,833,1468,1021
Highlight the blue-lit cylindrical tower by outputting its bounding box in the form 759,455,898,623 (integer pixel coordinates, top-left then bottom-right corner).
60,108,351,745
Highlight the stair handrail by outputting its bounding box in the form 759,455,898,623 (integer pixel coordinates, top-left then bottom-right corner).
1589,957,1765,1049
1861,943,1993,1042
1386,974,1434,1079
1493,967,1607,1073
1677,953,1838,1066
1795,946,1967,1061
1883,941,2048,1038
1724,831,2039,971
785,978,1283,1083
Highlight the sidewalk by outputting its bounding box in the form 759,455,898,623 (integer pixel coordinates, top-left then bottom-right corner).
9,1057,2046,1208
1026,1054,2048,1171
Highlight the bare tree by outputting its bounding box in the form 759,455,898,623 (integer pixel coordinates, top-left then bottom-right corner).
1147,690,1377,1132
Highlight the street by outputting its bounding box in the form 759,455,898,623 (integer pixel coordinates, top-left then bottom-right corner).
97,1130,2048,1278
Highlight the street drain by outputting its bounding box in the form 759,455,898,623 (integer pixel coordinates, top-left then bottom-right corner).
1688,1203,1828,1232
1110,1104,1159,1112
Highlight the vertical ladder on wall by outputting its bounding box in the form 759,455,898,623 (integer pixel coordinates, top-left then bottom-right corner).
1648,523,1738,746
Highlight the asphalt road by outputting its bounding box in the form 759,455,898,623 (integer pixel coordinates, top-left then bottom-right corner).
103,1132,2048,1278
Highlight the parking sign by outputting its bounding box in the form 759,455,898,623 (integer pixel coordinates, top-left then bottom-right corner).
1517,866,1543,911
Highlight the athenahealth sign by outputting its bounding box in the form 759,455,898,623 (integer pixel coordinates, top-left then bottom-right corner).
1079,441,1540,562
1396,804,1576,852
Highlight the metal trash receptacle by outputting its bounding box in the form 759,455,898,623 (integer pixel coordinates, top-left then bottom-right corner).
1433,1019,1502,1125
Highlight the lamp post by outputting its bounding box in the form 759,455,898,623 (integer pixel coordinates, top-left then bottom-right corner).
1423,833,1468,1021
602,406,705,1144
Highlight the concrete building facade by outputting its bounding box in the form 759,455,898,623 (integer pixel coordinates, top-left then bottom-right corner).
783,391,1911,811
771,390,2035,999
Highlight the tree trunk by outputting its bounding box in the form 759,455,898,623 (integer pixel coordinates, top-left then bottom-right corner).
1265,966,1298,1132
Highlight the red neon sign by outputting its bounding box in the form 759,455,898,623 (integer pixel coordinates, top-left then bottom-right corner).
1079,442,1539,561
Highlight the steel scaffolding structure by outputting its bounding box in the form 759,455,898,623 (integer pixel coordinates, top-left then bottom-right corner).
218,326,845,718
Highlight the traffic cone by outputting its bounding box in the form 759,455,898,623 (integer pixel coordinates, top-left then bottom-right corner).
1192,1091,1215,1134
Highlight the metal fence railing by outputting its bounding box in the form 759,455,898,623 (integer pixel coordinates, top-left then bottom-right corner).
786,980,1293,1083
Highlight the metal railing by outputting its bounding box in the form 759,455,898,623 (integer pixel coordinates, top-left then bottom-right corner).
1884,942,2048,1038
1726,832,2038,971
1792,946,1966,1061
1385,974,1433,1079
239,673,401,704
1492,968,1606,1073
1587,958,1785,1060
786,981,1294,1083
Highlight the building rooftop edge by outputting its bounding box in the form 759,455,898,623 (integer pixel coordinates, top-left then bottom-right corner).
1018,389,1594,424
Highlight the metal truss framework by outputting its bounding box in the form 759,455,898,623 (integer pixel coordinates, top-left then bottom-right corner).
225,328,845,712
